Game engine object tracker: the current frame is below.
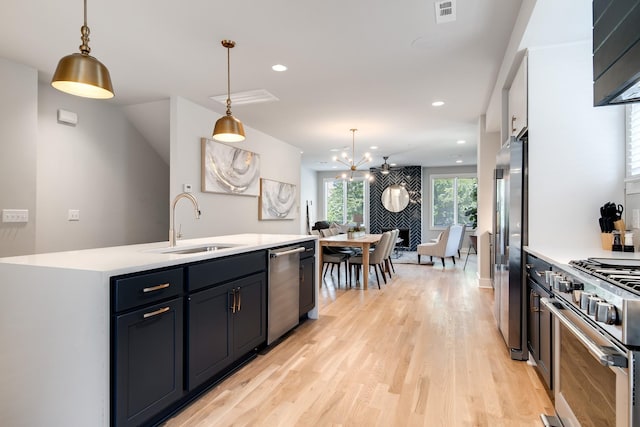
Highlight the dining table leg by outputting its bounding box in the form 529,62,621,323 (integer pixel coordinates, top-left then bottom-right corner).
362,243,370,290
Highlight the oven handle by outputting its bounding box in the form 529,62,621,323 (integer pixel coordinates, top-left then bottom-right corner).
541,297,628,368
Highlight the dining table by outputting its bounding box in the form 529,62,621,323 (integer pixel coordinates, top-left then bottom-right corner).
318,233,382,290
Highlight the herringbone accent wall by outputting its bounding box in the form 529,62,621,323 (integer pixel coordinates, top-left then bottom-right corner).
369,166,422,251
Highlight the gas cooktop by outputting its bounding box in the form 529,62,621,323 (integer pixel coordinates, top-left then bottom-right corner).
570,258,640,295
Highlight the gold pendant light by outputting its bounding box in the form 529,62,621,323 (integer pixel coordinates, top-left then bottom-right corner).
51,0,114,99
213,40,245,142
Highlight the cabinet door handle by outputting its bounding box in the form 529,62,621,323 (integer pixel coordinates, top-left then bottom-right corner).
230,290,237,313
143,306,170,319
530,290,540,313
511,115,517,133
236,287,242,312
142,283,170,293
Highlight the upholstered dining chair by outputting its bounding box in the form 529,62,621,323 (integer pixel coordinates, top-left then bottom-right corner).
349,231,392,289
384,229,399,277
315,229,350,287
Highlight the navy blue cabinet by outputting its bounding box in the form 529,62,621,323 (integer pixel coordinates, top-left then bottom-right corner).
299,242,315,317
111,268,185,427
110,248,277,426
187,272,266,391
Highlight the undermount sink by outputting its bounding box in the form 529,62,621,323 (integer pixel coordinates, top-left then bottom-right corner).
148,244,238,255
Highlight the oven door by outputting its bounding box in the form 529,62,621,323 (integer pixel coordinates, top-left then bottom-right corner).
541,297,630,427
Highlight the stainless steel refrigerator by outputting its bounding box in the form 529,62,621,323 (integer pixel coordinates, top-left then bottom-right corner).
493,135,528,361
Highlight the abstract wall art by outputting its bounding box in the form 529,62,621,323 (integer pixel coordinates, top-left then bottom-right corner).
201,138,260,196
259,178,297,220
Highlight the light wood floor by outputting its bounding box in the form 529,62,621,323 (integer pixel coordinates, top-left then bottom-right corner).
164,259,554,426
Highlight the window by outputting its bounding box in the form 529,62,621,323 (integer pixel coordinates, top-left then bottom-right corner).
431,174,477,228
324,178,368,225
627,103,640,178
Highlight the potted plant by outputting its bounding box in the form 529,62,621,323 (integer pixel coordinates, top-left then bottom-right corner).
347,225,366,239
464,185,478,230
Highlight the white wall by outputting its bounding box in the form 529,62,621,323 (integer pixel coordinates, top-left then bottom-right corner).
170,97,302,238
527,41,625,252
36,84,169,253
477,116,501,287
0,58,38,256
300,165,318,234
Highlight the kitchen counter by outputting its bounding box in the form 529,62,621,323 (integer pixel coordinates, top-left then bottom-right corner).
0,233,316,274
525,245,640,266
0,233,317,427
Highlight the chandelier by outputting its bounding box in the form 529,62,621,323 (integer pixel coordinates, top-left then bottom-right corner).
333,129,372,181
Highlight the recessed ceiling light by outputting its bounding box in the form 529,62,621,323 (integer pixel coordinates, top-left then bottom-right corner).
457,140,466,144
272,64,287,72
432,101,445,107
330,146,349,152
456,159,463,164
369,146,379,150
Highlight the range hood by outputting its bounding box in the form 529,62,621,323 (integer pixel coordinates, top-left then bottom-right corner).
593,0,640,106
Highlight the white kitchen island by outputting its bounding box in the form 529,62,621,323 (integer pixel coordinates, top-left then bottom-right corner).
0,233,317,427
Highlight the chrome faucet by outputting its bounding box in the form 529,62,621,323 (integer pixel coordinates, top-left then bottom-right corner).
169,192,201,247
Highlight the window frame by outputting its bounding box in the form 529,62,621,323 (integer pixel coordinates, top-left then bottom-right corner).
430,173,477,230
322,177,370,226
626,103,640,181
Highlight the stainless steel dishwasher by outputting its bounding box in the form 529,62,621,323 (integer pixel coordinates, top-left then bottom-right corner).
267,245,305,345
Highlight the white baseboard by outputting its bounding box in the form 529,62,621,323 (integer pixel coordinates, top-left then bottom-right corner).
478,276,493,289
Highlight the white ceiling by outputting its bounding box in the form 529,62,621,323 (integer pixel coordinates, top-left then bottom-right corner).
0,0,524,171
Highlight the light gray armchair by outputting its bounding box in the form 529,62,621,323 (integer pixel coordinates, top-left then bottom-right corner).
417,225,464,267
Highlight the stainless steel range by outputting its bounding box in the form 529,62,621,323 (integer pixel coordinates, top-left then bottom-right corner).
540,257,640,427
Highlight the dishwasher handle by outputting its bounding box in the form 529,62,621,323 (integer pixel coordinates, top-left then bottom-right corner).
270,247,305,258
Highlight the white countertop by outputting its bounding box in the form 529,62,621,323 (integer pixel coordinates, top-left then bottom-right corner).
0,233,317,276
0,233,319,427
525,244,640,266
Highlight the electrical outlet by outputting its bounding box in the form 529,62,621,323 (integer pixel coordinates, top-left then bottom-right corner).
2,209,29,223
68,209,80,221
183,184,193,193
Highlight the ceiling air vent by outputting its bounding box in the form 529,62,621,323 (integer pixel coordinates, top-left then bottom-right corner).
210,89,279,106
435,0,456,24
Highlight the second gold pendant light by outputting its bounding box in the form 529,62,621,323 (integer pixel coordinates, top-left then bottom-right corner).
213,40,245,143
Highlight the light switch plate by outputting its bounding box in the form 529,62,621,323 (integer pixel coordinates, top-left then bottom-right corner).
68,209,80,221
2,209,29,223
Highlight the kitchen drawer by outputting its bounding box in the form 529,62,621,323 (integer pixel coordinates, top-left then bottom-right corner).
525,253,551,288
187,250,267,292
113,268,184,312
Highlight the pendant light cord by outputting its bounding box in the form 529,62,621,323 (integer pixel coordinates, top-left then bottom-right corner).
226,45,232,116
79,0,91,55
351,129,357,166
